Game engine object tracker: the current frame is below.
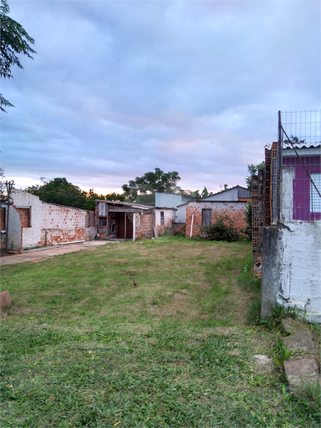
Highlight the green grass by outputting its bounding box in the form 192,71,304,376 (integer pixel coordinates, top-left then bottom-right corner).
1,237,320,427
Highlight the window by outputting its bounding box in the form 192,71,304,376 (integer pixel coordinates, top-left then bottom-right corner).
18,208,31,228
310,174,321,212
202,209,212,226
160,211,165,225
98,202,106,216
99,217,107,227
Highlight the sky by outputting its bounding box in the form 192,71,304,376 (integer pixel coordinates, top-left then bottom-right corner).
1,0,320,195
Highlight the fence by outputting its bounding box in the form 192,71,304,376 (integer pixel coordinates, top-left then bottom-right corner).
279,110,321,221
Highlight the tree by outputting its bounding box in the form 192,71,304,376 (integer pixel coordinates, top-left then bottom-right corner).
0,0,36,112
185,187,211,198
0,168,5,199
283,135,305,145
25,177,87,208
245,162,265,191
122,168,181,202
25,177,125,210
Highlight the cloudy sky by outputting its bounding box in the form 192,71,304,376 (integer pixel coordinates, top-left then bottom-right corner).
1,0,320,195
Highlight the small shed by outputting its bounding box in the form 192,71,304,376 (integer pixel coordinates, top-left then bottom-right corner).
186,186,251,237
96,200,154,240
96,200,178,240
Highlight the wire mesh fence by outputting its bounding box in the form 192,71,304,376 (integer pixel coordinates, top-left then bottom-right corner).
280,110,321,221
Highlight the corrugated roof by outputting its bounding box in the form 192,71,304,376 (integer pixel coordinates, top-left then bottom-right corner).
283,141,321,149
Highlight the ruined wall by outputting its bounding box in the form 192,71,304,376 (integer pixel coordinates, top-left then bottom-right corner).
186,201,247,237
135,214,155,239
40,203,96,246
7,191,96,250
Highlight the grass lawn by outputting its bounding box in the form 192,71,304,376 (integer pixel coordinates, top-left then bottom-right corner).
0,237,319,427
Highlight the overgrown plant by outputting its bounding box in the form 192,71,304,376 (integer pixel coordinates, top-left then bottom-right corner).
263,302,299,330
274,339,294,367
201,213,240,242
243,202,252,241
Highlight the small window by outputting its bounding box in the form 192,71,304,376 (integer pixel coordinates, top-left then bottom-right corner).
98,202,106,216
202,209,212,226
160,211,165,225
19,208,31,228
99,217,107,227
310,174,321,212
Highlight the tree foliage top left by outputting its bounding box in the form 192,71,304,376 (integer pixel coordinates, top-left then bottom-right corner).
0,0,36,112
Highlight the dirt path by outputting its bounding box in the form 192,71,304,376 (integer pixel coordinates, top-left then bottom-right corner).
0,241,118,266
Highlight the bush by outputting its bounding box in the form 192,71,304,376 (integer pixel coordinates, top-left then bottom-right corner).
243,202,252,241
201,213,240,242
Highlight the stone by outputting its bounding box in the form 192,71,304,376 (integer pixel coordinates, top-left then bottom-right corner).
281,318,312,336
284,358,319,391
253,354,274,375
0,290,11,310
283,332,315,355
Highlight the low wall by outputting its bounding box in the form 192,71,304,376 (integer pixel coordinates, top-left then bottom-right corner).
261,222,321,323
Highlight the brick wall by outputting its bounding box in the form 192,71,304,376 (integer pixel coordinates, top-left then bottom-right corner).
0,207,5,231
39,228,87,246
186,201,247,237
39,203,94,246
135,214,155,239
16,208,30,228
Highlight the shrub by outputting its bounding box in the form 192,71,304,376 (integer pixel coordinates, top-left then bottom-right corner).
243,202,252,240
201,213,240,242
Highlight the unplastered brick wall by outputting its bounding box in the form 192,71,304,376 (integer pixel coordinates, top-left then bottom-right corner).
135,214,155,239
39,203,95,246
186,201,247,237
16,208,30,228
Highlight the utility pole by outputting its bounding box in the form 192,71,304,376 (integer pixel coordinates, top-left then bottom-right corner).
5,180,14,253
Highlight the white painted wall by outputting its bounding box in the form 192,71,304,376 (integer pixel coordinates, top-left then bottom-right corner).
261,168,321,323
276,222,321,322
154,208,176,227
11,190,43,250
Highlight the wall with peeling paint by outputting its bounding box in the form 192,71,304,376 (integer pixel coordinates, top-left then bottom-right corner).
261,169,321,323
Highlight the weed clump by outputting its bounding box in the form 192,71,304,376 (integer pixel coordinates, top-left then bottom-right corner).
246,298,261,325
201,213,240,242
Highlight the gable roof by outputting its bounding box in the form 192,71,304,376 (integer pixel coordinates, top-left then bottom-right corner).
200,185,251,202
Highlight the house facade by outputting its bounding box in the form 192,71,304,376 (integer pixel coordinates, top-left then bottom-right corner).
185,186,251,237
155,192,196,222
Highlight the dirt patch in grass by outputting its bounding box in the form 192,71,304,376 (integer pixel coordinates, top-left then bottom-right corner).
2,305,43,316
